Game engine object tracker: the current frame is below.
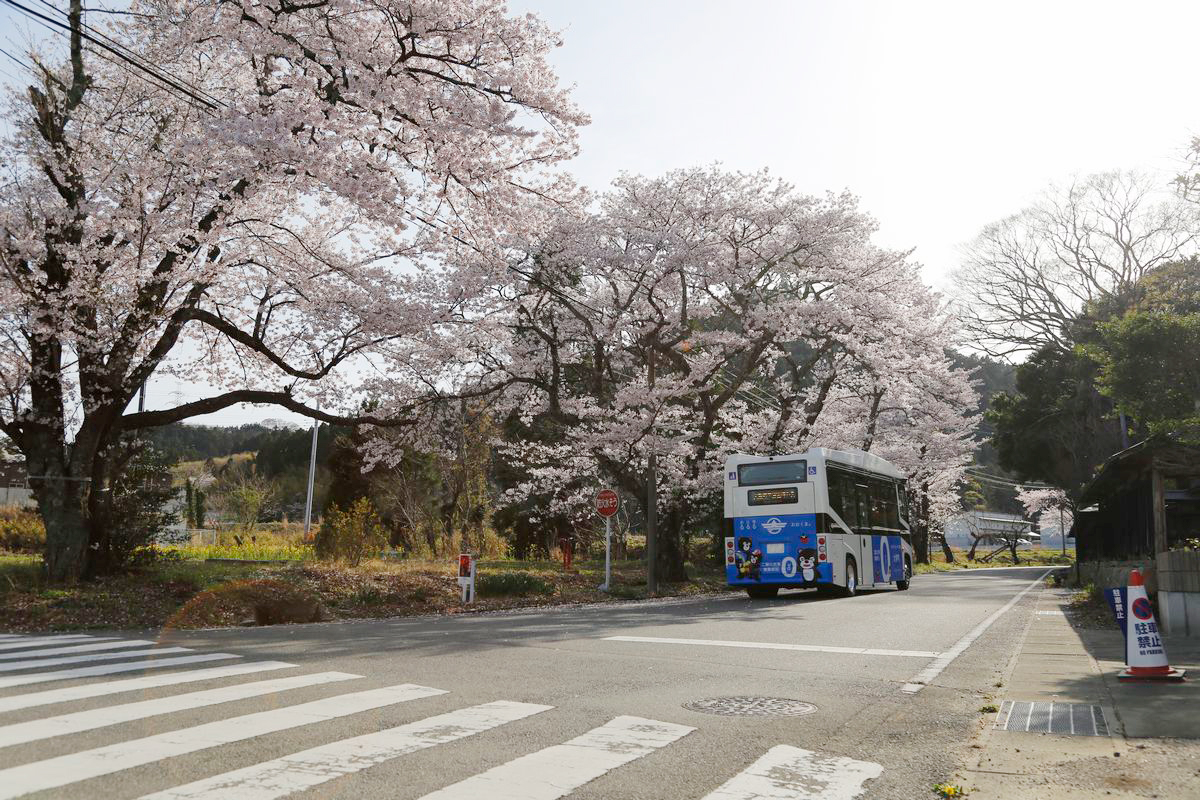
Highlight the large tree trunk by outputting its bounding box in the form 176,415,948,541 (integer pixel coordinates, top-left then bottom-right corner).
940,533,955,563
966,535,981,561
656,506,690,583
30,460,91,583
912,485,931,564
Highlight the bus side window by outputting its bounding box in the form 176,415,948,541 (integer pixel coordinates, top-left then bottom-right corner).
827,470,845,522
897,481,909,525
886,481,900,528
855,482,872,530
870,479,886,528
870,478,900,529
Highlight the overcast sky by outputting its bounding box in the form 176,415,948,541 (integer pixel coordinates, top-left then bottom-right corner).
8,0,1197,426
512,0,1199,287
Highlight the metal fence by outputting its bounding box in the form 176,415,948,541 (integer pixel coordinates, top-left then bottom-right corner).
0,485,35,509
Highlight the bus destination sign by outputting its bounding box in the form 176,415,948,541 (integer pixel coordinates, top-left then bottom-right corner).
747,487,798,506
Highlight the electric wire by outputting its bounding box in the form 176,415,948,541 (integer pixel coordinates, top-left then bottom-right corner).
0,0,221,111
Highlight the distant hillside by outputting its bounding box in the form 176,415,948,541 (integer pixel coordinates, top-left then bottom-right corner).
143,423,273,463
950,350,1017,468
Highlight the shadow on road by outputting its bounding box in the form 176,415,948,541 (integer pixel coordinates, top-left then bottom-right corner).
149,569,1050,664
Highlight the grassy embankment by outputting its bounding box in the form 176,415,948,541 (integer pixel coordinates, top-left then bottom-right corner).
0,550,730,633
915,547,1075,575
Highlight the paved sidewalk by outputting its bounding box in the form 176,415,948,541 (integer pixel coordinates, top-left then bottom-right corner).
957,588,1200,798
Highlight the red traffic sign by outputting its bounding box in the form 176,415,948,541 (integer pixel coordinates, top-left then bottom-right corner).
595,489,619,518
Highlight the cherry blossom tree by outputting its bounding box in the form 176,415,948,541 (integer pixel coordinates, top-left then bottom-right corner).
0,0,586,581
479,167,978,581
1017,486,1074,543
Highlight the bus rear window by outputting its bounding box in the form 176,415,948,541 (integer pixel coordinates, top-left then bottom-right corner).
737,460,807,486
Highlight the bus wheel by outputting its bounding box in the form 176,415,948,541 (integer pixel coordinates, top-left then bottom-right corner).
746,587,779,600
843,559,858,597
896,558,912,591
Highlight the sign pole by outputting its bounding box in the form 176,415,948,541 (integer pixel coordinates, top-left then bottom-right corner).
602,514,612,591
595,488,619,592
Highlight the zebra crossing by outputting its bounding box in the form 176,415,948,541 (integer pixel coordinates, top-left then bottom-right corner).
0,632,884,799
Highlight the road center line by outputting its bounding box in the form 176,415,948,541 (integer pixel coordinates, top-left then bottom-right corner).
604,636,940,658
901,569,1051,694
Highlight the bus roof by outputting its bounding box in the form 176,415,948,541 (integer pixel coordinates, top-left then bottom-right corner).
725,448,905,480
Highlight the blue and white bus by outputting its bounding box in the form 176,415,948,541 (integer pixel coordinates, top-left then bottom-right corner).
723,449,914,599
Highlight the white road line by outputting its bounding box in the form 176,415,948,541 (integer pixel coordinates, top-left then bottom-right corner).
604,636,940,659
0,653,240,689
0,646,193,672
0,671,362,749
901,569,1051,694
139,701,552,800
419,715,696,800
701,745,883,800
0,661,296,714
0,683,446,800
0,636,105,652
0,639,158,660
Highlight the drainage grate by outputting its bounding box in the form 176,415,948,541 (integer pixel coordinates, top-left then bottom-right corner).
683,697,817,717
994,701,1108,736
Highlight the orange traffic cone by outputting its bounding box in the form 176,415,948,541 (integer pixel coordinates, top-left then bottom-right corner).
1118,569,1186,682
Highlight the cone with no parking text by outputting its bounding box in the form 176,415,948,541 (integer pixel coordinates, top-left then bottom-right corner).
1118,568,1186,682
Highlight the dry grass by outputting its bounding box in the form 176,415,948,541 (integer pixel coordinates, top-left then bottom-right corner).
916,547,1075,575
0,554,731,632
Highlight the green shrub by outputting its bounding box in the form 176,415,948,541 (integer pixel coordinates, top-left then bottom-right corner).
128,545,186,567
0,508,46,554
316,499,387,566
476,571,553,597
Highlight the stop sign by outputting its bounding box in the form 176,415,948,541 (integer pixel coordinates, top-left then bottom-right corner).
595,489,619,518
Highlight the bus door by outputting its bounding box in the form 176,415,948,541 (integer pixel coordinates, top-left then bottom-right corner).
852,480,876,587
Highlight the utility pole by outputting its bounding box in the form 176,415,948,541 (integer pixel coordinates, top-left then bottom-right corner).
303,406,319,539
646,344,658,596
1059,505,1067,556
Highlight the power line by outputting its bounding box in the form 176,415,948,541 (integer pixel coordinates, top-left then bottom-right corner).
963,467,1055,490
0,0,221,112
33,0,224,108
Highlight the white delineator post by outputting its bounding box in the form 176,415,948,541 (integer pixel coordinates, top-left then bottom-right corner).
457,554,476,604
1118,568,1185,682
596,489,620,592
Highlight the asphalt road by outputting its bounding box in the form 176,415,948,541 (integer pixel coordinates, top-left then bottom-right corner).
0,567,1052,799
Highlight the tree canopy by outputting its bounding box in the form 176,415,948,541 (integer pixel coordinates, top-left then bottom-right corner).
0,0,586,580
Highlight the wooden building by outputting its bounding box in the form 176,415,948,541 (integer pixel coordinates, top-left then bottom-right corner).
1074,440,1200,561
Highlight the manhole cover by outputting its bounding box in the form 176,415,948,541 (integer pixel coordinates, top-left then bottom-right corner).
683,697,817,717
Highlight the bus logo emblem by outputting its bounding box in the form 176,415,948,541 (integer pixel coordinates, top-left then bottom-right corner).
761,517,786,535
